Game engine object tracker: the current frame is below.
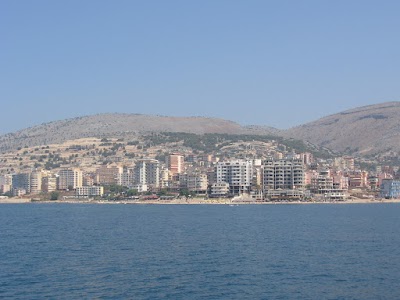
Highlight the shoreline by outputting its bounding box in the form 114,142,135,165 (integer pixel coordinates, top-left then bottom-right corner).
1,198,399,205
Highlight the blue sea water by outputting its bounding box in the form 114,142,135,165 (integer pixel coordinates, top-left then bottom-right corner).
0,203,400,299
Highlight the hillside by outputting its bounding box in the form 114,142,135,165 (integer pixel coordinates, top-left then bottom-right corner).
285,102,400,155
0,114,278,152
1,102,399,156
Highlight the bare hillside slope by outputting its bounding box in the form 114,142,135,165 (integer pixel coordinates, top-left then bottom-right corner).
285,102,400,155
0,114,277,152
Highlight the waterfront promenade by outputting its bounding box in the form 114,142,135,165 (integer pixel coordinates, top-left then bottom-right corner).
1,197,399,205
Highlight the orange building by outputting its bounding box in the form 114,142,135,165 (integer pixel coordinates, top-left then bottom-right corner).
167,154,184,175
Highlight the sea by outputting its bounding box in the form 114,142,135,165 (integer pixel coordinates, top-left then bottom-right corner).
0,203,399,299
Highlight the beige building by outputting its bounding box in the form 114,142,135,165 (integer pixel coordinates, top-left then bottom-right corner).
159,167,170,188
42,176,57,193
58,168,83,190
96,165,123,185
210,182,230,197
30,171,42,195
179,172,208,193
118,167,134,187
0,174,13,194
83,174,95,186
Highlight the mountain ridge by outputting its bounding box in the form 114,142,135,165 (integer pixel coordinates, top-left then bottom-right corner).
1,102,399,156
0,113,279,152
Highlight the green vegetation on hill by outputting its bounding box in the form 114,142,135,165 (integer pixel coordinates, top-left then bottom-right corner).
142,132,335,159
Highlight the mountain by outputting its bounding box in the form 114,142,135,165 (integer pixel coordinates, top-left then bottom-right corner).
0,114,279,152
285,102,400,155
1,102,399,156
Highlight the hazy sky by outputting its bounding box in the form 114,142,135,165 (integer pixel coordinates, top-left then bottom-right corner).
1,0,399,134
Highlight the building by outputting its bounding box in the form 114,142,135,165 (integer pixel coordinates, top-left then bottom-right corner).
12,173,31,193
380,179,400,199
167,154,184,175
11,171,44,195
30,171,42,195
310,170,347,200
118,167,134,187
300,152,314,165
215,160,253,195
347,171,369,189
368,175,379,190
83,173,95,186
134,159,160,190
42,175,57,193
58,168,83,190
263,159,304,200
0,174,13,194
334,156,355,171
76,186,104,197
96,165,123,185
210,182,230,197
310,170,334,194
159,167,170,188
179,172,208,194
13,188,27,197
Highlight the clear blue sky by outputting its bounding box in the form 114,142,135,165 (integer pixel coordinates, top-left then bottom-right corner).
1,0,399,134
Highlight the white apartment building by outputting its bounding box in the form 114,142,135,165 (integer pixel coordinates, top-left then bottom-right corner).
134,159,160,190
216,160,253,195
76,186,104,197
118,167,134,187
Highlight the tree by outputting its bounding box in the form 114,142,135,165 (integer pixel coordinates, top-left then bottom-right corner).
158,189,168,196
50,191,59,200
179,188,190,197
126,189,138,197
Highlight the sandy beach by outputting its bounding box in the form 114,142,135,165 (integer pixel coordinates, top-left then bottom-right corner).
1,197,399,205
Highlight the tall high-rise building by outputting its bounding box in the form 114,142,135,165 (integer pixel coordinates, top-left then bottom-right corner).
58,168,83,190
215,160,253,195
30,171,42,194
263,159,304,195
0,174,13,194
134,159,160,189
12,173,31,193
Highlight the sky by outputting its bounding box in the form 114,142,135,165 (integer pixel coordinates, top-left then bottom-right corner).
1,0,400,134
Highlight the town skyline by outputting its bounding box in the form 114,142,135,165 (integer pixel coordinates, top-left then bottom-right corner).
1,130,399,203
